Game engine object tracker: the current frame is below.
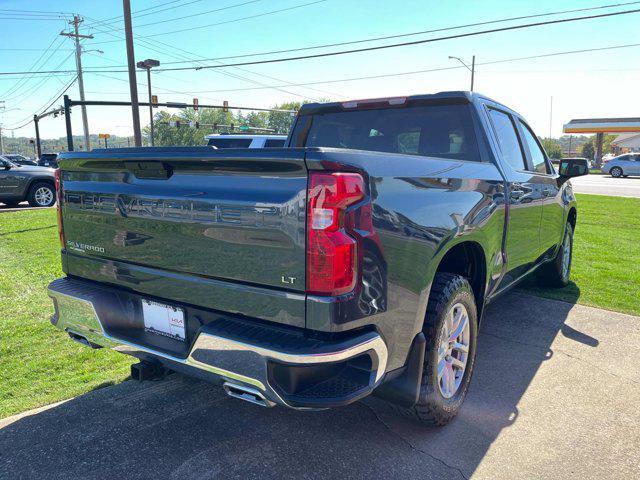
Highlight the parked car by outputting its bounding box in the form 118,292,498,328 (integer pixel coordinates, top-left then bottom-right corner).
601,153,615,164
205,134,287,149
601,153,640,177
37,153,59,168
3,154,38,166
0,156,57,207
48,92,587,425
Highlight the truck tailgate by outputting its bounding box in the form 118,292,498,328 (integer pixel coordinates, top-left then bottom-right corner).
59,149,307,294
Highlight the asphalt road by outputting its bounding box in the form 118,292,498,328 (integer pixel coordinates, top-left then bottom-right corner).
570,174,640,198
1,293,639,480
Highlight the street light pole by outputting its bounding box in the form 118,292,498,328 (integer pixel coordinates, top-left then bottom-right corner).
470,55,475,92
137,59,160,146
449,55,476,92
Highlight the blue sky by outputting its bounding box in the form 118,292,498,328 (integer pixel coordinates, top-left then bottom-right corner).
1,0,639,141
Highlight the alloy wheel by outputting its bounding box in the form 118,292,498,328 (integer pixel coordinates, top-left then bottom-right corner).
34,186,54,206
437,302,471,399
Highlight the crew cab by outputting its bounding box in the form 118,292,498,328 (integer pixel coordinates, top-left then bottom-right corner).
48,92,588,425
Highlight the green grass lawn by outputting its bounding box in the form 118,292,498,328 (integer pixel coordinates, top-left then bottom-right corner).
0,193,638,418
0,210,132,419
520,193,640,316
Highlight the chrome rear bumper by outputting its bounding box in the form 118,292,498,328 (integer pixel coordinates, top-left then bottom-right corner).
48,277,388,409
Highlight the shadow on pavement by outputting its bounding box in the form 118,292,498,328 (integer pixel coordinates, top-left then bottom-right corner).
0,293,612,479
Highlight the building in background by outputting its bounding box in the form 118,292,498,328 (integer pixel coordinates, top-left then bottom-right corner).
611,133,640,154
563,117,640,165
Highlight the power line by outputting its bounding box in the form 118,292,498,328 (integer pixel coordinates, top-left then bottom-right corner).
85,0,205,28
138,7,640,72
82,14,328,101
121,0,263,30
154,1,640,64
3,76,77,130
9,6,640,78
2,51,75,103
85,42,640,92
92,0,328,42
0,35,67,99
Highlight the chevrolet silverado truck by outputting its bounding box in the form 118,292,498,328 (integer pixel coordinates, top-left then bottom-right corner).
48,92,588,425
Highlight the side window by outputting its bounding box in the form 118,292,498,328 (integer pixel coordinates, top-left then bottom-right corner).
519,121,549,174
487,108,526,171
264,139,285,148
207,138,252,148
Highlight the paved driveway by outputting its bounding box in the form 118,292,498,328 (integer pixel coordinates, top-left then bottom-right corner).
571,174,640,198
1,293,639,479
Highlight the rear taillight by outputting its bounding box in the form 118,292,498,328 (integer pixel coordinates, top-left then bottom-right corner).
306,172,365,296
54,169,65,248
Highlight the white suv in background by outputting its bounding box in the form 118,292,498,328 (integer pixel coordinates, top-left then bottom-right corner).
205,134,287,149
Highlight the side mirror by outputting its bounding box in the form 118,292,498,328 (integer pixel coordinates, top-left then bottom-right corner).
559,158,589,178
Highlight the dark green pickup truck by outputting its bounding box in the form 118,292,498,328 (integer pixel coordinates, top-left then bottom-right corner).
47,92,588,425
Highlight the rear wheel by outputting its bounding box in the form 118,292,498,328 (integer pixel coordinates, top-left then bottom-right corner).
27,182,56,207
399,273,478,426
538,222,573,288
610,167,623,178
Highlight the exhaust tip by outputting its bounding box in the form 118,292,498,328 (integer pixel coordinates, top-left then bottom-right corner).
223,382,275,408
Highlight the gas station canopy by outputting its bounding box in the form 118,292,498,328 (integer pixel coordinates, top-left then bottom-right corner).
563,118,640,134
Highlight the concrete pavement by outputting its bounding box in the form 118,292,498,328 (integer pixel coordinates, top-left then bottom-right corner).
570,174,640,198
1,293,639,479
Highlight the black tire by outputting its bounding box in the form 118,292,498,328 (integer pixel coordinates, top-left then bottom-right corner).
27,182,56,208
399,273,478,426
538,222,573,288
610,167,623,178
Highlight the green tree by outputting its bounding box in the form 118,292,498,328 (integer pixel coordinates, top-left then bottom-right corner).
541,138,562,159
268,101,302,135
581,141,595,160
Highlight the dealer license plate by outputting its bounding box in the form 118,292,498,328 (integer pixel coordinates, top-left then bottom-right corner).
142,299,185,341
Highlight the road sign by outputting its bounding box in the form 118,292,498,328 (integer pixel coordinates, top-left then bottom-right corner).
223,100,228,113
98,133,111,139
193,98,198,111
239,125,249,131
151,95,158,108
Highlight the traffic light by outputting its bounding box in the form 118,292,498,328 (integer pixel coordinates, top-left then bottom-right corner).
193,98,199,111
223,100,228,113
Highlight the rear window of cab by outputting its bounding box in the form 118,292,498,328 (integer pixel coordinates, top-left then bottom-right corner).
300,104,481,162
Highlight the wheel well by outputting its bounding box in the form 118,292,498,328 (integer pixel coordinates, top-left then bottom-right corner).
567,207,577,229
433,241,486,317
27,178,54,193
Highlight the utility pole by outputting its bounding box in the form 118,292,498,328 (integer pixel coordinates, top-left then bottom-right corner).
123,0,142,147
60,15,93,151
